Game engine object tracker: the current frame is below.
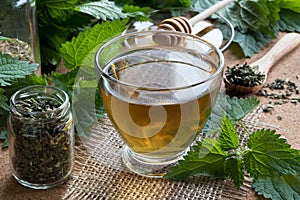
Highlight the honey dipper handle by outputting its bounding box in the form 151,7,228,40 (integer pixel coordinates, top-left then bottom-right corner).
189,0,234,25
251,33,300,73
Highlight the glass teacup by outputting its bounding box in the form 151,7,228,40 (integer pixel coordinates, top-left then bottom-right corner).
95,30,224,177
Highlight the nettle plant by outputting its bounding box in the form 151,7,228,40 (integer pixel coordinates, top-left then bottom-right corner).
164,95,300,199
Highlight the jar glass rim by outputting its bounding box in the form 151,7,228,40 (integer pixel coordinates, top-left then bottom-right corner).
10,85,69,116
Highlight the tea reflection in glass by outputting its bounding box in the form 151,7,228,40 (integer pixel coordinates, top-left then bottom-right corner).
95,31,224,177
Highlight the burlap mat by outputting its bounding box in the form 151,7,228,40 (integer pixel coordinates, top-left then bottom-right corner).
62,107,264,200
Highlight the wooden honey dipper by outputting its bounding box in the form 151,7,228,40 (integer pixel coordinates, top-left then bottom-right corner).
158,0,234,34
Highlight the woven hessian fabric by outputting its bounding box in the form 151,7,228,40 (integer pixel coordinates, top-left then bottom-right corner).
62,108,263,200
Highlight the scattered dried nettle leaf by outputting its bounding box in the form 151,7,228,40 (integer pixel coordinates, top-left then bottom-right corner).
259,78,300,110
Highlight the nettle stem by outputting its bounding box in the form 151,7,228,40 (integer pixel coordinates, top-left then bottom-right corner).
238,120,251,135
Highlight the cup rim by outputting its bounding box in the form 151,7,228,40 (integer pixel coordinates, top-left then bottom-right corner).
95,30,224,91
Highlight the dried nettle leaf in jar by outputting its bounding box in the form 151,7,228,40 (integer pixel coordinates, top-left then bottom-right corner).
8,85,74,189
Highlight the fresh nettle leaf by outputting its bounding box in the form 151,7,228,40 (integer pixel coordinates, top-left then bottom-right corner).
122,5,153,22
164,138,227,180
253,174,300,200
165,115,243,182
225,95,260,121
76,0,126,21
224,157,244,189
58,19,128,137
165,115,240,182
280,0,300,13
0,74,47,133
277,9,300,32
190,0,215,12
191,0,300,56
51,67,80,99
5,74,48,97
218,115,239,151
72,82,105,137
37,0,93,66
225,1,271,33
202,94,259,135
51,65,106,137
0,52,39,86
231,31,272,58
166,104,300,193
60,19,128,69
244,129,300,178
38,0,80,21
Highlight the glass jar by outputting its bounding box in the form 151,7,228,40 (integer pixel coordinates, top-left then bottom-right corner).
0,0,40,72
7,85,74,189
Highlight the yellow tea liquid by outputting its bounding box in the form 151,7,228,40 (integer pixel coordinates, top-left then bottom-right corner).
99,49,219,158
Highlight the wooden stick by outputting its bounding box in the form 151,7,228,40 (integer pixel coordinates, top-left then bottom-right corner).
251,33,300,74
189,0,234,25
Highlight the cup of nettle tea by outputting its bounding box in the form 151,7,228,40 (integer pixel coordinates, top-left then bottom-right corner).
95,30,224,177
7,85,74,189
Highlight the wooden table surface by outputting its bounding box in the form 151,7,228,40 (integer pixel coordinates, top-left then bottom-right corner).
0,32,299,200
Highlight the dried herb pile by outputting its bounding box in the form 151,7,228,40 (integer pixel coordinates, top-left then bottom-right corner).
0,38,34,62
225,63,265,87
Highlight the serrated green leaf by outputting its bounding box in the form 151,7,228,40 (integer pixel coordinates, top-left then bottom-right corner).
51,67,79,99
76,0,126,21
232,30,272,57
5,74,47,97
0,53,39,86
226,95,260,121
60,19,128,69
253,174,300,200
217,0,261,32
52,64,105,137
164,138,227,180
202,94,259,135
277,9,300,32
238,1,270,32
280,0,300,13
40,0,79,20
190,0,216,12
122,5,152,22
191,0,300,57
244,129,300,178
72,85,100,137
218,115,239,151
51,67,97,137
224,157,244,189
